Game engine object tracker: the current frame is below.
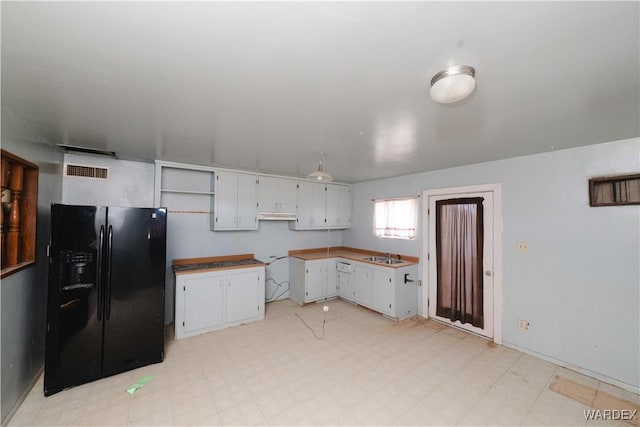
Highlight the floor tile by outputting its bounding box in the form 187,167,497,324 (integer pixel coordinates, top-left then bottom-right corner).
6,299,639,427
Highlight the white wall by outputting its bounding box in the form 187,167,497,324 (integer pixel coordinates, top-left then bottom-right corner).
61,154,155,207
60,156,343,323
343,138,640,391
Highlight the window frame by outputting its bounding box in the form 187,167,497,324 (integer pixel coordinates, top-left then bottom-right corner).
588,173,640,207
373,196,418,240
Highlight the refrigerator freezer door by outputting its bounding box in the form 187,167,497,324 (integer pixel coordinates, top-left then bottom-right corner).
101,207,166,377
45,204,107,396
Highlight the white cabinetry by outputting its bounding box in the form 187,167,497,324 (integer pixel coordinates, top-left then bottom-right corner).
289,258,338,305
371,268,393,316
155,161,351,230
225,269,262,324
154,161,215,213
175,266,265,339
290,181,352,230
326,184,352,229
213,171,258,230
257,176,297,215
182,274,224,334
337,270,354,302
351,261,418,320
353,264,374,308
291,181,326,229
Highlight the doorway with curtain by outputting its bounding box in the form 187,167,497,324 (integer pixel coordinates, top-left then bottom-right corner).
422,184,502,342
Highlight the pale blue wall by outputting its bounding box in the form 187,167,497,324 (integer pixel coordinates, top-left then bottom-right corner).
343,138,640,390
1,112,63,424
61,153,155,208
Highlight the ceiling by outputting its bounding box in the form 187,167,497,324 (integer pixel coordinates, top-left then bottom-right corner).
2,2,639,183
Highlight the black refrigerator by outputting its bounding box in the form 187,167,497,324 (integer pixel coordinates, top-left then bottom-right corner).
45,204,167,396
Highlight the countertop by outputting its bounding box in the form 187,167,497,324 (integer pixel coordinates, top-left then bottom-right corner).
288,246,418,268
172,254,265,275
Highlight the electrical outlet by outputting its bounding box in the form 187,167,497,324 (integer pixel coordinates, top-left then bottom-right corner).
517,242,529,252
518,320,530,330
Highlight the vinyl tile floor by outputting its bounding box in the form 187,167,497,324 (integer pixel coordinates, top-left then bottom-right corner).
8,298,640,426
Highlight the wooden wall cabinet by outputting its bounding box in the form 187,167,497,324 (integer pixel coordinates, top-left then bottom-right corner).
1,149,39,278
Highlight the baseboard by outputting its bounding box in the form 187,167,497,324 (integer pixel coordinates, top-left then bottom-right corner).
503,342,640,395
1,365,43,427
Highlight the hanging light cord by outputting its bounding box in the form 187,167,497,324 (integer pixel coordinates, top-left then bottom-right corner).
295,312,326,340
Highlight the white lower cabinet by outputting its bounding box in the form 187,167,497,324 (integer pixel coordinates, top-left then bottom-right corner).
351,260,418,320
337,270,354,302
175,266,265,339
225,269,261,324
353,264,373,308
183,275,224,334
371,268,393,316
290,257,417,319
289,258,338,305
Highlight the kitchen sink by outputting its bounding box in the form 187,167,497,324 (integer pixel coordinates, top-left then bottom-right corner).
362,256,386,262
379,258,403,265
362,256,403,265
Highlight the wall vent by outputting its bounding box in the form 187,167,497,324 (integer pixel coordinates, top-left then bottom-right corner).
64,163,109,180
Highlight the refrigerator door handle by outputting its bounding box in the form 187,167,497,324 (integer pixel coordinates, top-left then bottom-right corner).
106,225,113,320
97,225,104,321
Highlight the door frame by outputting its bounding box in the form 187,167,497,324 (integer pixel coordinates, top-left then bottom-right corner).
421,183,503,344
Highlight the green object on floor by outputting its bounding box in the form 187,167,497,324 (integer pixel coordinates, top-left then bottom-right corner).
126,375,152,394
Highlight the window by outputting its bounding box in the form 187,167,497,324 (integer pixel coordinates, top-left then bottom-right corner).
374,197,417,239
589,173,640,207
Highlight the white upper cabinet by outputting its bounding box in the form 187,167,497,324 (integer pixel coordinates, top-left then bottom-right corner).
154,161,215,213
213,170,258,230
326,184,352,229
155,161,351,231
257,176,297,216
290,181,352,230
291,181,327,229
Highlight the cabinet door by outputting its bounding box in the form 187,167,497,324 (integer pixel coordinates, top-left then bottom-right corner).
226,270,260,323
278,178,298,213
215,171,238,229
295,181,313,228
236,173,257,229
354,265,372,307
288,257,306,305
326,259,337,298
372,268,393,315
305,260,325,302
326,184,351,228
257,176,278,212
337,271,354,301
183,275,224,333
311,183,327,228
325,184,340,227
339,185,352,228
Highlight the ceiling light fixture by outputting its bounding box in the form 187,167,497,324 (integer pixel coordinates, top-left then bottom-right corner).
307,152,333,182
430,65,476,104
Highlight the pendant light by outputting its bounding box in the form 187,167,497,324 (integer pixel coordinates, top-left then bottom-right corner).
430,65,476,104
307,152,333,182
